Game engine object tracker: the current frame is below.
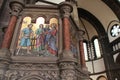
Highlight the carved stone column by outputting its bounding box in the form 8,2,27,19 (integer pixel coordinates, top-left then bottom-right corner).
77,30,86,69
0,0,24,79
59,1,73,58
77,29,90,80
59,2,77,80
1,0,24,49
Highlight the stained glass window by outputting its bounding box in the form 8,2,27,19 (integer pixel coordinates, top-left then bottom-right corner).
83,42,89,61
110,24,120,37
93,38,101,58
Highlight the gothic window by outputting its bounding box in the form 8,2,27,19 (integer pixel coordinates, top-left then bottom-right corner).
83,41,89,61
83,37,102,61
92,37,102,59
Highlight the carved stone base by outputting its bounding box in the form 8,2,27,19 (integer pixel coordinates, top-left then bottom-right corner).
59,62,77,80
0,48,11,60
5,70,60,80
0,48,11,80
3,56,59,80
0,50,90,80
76,65,90,80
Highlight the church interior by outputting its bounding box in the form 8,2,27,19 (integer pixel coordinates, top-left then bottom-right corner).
0,0,120,80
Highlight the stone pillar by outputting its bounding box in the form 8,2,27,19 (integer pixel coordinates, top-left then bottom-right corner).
59,1,73,58
59,2,77,80
1,0,24,49
77,30,86,69
0,0,24,79
77,29,90,80
99,35,114,80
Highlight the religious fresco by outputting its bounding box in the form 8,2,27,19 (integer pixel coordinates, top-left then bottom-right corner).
16,17,58,57
70,28,78,58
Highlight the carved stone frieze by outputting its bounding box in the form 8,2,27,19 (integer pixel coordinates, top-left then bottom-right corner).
9,63,58,70
61,70,76,80
59,61,77,80
59,62,75,69
5,70,60,80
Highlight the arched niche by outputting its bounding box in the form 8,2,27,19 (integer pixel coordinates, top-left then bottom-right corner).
21,16,32,30
17,16,32,48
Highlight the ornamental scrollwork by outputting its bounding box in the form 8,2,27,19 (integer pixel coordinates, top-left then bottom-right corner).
61,70,77,80
5,70,60,80
59,62,75,69
9,63,58,70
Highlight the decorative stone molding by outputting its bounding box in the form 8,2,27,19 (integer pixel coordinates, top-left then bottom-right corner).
61,70,77,80
5,70,60,80
59,2,74,59
59,62,75,69
0,49,11,80
0,48,11,60
77,29,85,41
9,0,25,16
59,1,73,18
59,62,77,80
9,63,58,70
0,1,25,80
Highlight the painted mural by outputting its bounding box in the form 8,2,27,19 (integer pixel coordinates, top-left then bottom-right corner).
70,27,78,58
16,17,58,57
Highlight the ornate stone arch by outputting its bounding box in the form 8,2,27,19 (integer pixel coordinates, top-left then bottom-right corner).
19,75,44,80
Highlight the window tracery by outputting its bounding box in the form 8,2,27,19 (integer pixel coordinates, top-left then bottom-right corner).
83,37,102,61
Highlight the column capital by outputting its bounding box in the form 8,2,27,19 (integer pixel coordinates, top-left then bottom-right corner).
77,29,85,41
9,0,25,16
59,1,73,17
